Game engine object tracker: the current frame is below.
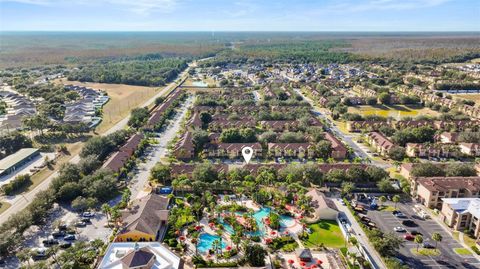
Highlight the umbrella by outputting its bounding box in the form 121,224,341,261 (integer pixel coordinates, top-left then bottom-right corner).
179,236,186,241
195,225,202,231
209,222,215,227
270,231,277,235
311,265,317,268
288,260,295,264
316,260,323,265
226,246,232,251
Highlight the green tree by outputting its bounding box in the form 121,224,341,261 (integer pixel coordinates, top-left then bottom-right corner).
414,235,423,251
245,244,267,266
392,195,401,209
378,92,391,105
150,163,171,184
432,232,442,248
315,140,332,159
341,182,355,197
379,196,387,207
128,107,149,128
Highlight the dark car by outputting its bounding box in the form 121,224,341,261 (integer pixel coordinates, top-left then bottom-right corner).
60,242,72,249
51,230,65,237
64,234,76,241
58,224,68,231
402,220,418,227
42,239,59,246
410,230,422,236
81,217,91,223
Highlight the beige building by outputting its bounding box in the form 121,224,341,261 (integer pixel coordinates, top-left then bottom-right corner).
415,177,480,209
441,198,480,238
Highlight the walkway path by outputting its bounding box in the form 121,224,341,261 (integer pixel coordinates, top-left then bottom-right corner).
333,199,386,269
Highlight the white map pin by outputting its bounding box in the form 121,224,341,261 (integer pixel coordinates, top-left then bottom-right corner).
242,146,253,164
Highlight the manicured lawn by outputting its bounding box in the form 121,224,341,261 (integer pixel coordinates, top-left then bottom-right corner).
379,205,396,212
454,248,473,255
0,201,12,215
411,248,441,256
302,220,346,248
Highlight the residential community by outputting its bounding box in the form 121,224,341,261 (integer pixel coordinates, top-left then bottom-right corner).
0,9,479,269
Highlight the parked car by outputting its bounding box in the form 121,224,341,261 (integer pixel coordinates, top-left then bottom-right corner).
394,227,406,232
402,220,418,227
42,239,59,246
423,242,435,249
58,224,68,231
32,248,48,260
410,230,422,236
393,211,407,218
404,233,414,240
74,221,86,227
64,234,76,241
81,217,91,223
82,212,95,218
60,242,72,249
52,230,66,237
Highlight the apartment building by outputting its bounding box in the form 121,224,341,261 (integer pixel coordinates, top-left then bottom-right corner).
441,198,480,238
415,177,480,209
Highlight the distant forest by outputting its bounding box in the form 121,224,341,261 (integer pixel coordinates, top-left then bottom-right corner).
67,55,188,86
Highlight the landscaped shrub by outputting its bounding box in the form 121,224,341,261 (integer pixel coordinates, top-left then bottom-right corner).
1,174,32,195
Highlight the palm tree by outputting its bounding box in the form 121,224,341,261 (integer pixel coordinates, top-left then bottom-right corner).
432,232,442,248
101,203,111,223
216,229,224,255
414,235,423,251
232,234,241,250
392,195,401,209
191,237,199,255
379,196,387,208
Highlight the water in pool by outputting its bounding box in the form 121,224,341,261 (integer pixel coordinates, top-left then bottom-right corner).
197,233,226,253
222,207,295,236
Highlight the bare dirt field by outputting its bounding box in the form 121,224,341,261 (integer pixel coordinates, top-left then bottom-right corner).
55,79,160,133
453,94,480,106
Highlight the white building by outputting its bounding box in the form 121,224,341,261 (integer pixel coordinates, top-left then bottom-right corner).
98,242,183,269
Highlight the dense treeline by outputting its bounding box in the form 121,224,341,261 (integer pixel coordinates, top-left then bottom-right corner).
0,132,32,159
201,41,360,66
435,82,480,92
68,57,187,87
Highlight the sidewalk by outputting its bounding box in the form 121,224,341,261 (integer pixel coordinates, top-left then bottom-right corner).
333,199,386,269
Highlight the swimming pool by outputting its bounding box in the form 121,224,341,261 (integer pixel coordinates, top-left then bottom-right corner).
197,233,226,253
219,207,295,236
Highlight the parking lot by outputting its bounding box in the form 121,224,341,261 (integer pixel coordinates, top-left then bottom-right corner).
366,200,480,269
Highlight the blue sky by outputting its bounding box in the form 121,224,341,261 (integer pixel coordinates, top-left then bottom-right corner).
0,0,479,31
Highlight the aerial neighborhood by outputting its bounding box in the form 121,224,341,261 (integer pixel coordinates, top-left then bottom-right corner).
0,30,480,269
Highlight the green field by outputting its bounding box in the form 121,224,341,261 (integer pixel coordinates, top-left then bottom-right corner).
454,248,473,255
302,220,346,248
348,105,439,120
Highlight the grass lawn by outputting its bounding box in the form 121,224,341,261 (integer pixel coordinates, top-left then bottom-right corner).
0,201,12,215
302,220,346,248
55,79,160,134
463,233,478,248
348,104,440,120
379,205,396,212
454,248,473,255
411,248,441,256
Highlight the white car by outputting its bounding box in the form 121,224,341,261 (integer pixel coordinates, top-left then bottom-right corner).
394,227,406,232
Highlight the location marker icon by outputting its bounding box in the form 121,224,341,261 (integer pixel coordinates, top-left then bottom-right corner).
242,147,253,164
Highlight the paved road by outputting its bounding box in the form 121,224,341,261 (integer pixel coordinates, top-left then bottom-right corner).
333,199,387,269
129,96,193,200
0,68,191,225
293,89,390,168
